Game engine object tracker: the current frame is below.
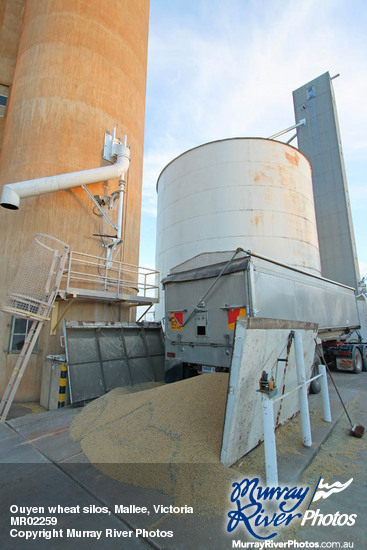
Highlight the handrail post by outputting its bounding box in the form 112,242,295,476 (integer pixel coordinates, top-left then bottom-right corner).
66,251,72,293
294,331,312,447
319,364,332,422
117,261,121,297
104,257,108,291
261,393,278,487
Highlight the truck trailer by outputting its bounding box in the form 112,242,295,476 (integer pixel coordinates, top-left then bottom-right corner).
163,249,367,391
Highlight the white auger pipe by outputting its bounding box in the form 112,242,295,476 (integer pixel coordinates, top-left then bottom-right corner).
0,143,130,210
116,134,128,241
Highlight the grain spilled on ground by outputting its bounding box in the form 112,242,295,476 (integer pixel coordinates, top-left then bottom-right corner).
70,374,239,512
300,394,367,485
70,375,227,463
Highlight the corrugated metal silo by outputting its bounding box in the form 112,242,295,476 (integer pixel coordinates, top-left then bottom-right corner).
156,138,321,320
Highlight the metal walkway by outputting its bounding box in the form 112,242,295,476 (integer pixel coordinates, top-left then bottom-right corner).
0,234,160,420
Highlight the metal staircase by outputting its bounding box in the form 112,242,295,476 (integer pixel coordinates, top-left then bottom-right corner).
0,320,44,421
0,235,69,421
0,233,160,421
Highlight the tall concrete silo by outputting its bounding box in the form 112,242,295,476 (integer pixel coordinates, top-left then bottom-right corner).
0,0,150,400
155,137,321,321
293,72,360,290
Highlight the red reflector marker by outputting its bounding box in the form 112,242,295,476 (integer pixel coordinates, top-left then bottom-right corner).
167,352,176,358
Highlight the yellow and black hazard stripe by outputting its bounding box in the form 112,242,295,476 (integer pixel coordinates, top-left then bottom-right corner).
58,363,68,408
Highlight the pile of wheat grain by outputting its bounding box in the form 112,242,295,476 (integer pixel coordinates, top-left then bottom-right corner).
71,374,242,511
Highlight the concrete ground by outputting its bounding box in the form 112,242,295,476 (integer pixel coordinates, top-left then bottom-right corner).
0,370,366,549
290,371,367,548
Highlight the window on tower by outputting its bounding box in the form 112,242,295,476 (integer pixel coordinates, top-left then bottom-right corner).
0,84,10,118
8,316,40,353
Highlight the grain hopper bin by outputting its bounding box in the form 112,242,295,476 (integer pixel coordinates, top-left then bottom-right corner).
156,138,322,321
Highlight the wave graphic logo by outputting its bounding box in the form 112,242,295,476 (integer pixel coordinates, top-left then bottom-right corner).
309,477,353,505
302,477,357,527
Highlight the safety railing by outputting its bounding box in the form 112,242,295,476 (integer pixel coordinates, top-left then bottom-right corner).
259,331,331,487
1,234,69,321
60,250,160,304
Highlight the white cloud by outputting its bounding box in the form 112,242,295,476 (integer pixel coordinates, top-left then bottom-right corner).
141,0,367,269
142,150,182,217
144,0,367,159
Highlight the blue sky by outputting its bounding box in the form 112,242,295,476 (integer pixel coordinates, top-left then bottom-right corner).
140,0,367,280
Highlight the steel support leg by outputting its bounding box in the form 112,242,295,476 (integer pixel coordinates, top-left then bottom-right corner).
294,331,312,447
261,393,278,487
319,364,332,423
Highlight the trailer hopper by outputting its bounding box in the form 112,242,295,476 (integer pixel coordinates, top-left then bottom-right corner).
163,250,360,381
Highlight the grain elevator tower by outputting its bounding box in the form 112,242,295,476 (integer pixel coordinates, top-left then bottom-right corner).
293,72,360,290
0,0,150,401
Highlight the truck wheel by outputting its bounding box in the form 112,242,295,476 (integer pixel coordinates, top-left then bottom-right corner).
352,347,363,374
361,345,367,371
310,353,321,394
183,364,197,379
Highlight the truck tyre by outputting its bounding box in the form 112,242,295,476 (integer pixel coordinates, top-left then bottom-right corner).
183,364,197,379
310,353,321,394
361,345,367,371
352,347,363,374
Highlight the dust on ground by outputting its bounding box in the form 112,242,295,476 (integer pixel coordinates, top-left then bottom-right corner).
300,393,367,484
8,402,46,419
277,392,367,544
